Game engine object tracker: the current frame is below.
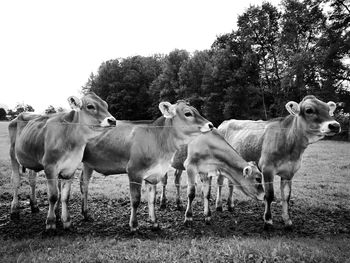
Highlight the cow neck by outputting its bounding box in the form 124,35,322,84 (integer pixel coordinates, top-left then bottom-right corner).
207,138,246,182
62,110,96,143
150,117,182,155
284,115,309,154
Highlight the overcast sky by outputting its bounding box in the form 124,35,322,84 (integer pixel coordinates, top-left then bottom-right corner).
0,0,281,113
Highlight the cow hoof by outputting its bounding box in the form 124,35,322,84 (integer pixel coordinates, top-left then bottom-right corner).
216,207,223,212
31,206,40,214
205,217,211,225
130,226,139,233
284,220,293,231
263,220,273,231
151,223,160,231
62,220,72,229
10,212,20,221
46,222,57,231
184,217,193,227
160,203,166,210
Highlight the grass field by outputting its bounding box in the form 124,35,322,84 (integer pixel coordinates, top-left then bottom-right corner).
0,121,350,262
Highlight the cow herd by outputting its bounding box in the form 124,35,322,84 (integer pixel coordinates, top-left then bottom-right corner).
7,93,340,232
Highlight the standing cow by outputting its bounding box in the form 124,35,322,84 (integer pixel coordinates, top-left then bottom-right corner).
8,92,116,230
216,95,340,228
81,101,213,231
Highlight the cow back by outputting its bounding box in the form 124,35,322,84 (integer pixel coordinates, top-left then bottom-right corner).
218,120,266,164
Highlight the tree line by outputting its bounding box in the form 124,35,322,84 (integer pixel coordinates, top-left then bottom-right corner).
2,0,348,127
82,0,350,127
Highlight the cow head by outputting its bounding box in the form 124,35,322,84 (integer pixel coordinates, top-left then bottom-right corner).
239,161,265,201
159,100,213,144
285,95,340,142
68,93,116,128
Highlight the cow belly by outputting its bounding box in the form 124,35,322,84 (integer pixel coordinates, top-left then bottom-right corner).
15,148,43,171
143,162,171,184
276,159,302,178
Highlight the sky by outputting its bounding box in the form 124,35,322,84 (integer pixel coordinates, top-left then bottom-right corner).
0,0,281,113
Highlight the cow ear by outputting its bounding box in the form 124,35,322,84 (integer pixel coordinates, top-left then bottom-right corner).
285,101,300,116
327,101,336,116
159,102,176,118
68,96,82,110
243,166,252,178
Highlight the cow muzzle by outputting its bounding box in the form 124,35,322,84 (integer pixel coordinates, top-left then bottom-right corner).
200,122,214,133
320,121,341,135
101,116,117,127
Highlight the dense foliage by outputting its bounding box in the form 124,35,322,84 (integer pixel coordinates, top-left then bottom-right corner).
83,0,350,127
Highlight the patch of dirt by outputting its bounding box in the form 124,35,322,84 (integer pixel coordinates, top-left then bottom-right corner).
1,193,349,241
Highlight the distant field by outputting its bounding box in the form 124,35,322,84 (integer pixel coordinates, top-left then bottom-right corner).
0,121,350,262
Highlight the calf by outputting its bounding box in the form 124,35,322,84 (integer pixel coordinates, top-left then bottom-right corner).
9,92,116,230
217,95,340,228
181,129,265,224
81,101,213,231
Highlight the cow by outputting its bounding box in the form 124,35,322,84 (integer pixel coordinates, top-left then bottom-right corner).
80,100,213,231
179,129,265,224
8,92,116,230
216,95,340,229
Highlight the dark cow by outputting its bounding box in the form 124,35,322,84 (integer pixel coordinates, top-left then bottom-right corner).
81,101,213,231
8,93,116,230
216,95,340,228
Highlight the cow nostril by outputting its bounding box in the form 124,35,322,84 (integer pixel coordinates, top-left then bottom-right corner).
208,123,214,130
108,118,117,126
329,123,340,131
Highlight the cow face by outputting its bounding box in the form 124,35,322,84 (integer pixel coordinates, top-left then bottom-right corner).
68,93,116,128
285,95,340,142
159,101,213,144
239,162,265,201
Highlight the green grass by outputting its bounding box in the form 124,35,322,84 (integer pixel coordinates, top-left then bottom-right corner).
1,121,350,262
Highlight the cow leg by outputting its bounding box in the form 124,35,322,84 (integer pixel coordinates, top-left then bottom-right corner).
215,173,224,212
147,182,159,229
28,170,39,213
280,178,293,227
61,179,72,229
10,159,21,220
55,179,61,219
129,178,142,232
262,168,275,229
80,165,94,220
184,169,196,225
227,181,235,212
159,172,168,209
174,169,183,210
46,175,59,230
202,174,212,224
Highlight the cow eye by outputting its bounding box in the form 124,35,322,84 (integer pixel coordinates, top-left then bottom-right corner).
184,111,193,117
305,108,314,114
87,104,95,110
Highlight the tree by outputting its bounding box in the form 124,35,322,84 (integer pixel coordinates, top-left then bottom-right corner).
150,49,190,103
45,105,57,114
15,103,34,114
0,108,6,120
56,107,66,113
83,55,163,120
